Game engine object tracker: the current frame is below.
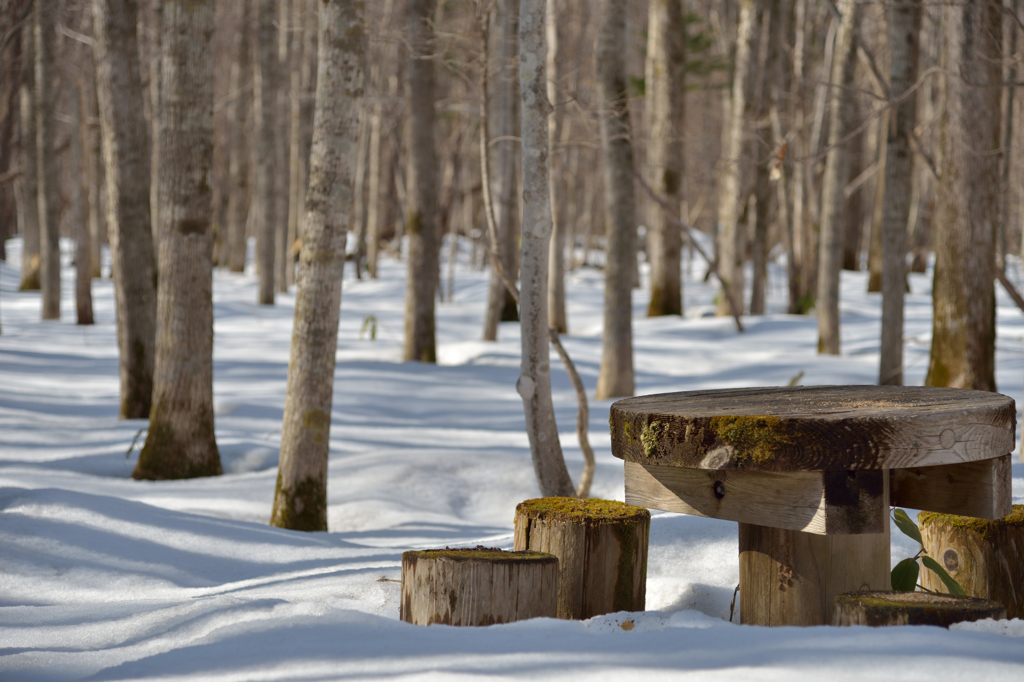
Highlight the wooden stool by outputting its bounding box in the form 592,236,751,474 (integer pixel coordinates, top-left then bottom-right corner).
400,548,558,626
919,505,1024,618
834,590,1006,627
609,386,1015,626
514,497,650,619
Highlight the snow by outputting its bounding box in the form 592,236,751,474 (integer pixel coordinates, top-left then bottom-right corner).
2,237,1024,681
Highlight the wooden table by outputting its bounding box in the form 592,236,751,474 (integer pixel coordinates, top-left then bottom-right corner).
609,386,1015,626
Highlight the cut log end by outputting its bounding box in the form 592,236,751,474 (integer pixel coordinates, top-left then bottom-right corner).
515,496,652,525
400,547,558,627
834,590,1006,627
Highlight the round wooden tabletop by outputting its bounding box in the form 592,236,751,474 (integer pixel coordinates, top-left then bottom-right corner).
610,385,1015,472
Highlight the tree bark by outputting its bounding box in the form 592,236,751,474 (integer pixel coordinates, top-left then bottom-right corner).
518,0,575,497
926,1,1000,392
594,0,636,400
815,0,859,355
17,35,40,292
255,0,279,304
866,109,887,293
841,103,864,272
750,1,780,316
352,105,368,278
135,0,222,480
73,84,93,326
284,0,304,287
715,0,754,319
403,0,439,363
879,0,921,387
149,0,162,254
35,0,59,320
226,0,252,274
93,0,158,419
270,0,363,531
483,0,521,341
546,0,567,333
275,0,291,294
86,66,103,280
644,0,685,318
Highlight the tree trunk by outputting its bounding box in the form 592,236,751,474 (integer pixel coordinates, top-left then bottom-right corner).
226,0,252,274
17,28,40,292
35,0,59,320
841,103,864,272
483,0,521,341
866,109,887,294
815,0,859,355
135,0,222,480
594,0,636,400
270,0,363,532
255,0,279,304
275,0,290,294
926,1,1000,392
879,0,921,387
73,84,93,326
644,0,685,318
86,68,103,279
149,0,162,255
715,0,754,319
352,105,368,278
92,0,159,420
517,0,575,498
284,0,304,287
546,0,568,333
403,0,439,363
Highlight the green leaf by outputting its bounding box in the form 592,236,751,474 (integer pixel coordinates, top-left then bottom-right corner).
891,558,920,592
921,555,967,596
893,508,922,545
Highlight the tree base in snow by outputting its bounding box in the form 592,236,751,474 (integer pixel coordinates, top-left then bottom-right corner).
833,590,1006,627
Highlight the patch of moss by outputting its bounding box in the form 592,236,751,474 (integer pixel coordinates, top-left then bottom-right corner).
403,548,556,563
919,505,1024,539
516,497,650,525
710,415,794,464
640,421,666,457
835,590,1004,627
269,474,327,532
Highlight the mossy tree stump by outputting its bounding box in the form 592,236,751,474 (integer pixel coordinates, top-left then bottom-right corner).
919,505,1024,618
834,590,1006,627
513,497,650,619
400,548,558,626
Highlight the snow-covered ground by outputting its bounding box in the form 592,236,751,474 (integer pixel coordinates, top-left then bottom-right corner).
1,237,1023,681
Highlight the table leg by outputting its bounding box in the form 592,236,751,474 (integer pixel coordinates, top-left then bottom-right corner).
738,472,891,626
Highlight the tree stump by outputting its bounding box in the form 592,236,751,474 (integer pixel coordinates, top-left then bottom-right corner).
834,590,1006,627
400,548,558,626
513,497,650,619
919,505,1024,618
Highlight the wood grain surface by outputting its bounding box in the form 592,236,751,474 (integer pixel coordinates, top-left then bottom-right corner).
891,455,1012,519
610,386,1014,471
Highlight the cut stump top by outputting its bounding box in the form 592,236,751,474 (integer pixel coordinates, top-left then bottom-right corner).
515,497,651,525
610,386,1015,472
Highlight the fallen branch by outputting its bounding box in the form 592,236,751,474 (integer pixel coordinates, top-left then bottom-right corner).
996,270,1024,313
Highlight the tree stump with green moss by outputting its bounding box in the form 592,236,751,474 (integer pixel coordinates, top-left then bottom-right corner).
834,590,1006,627
400,548,558,626
513,497,650,619
918,505,1024,618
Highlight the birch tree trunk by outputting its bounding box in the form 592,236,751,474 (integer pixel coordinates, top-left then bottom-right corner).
594,0,635,400
271,0,364,531
17,31,40,292
546,0,568,333
518,0,575,498
715,0,754,318
483,0,521,341
255,0,279,304
644,0,685,318
926,1,1000,392
879,0,921,386
226,0,252,274
815,0,860,355
73,84,93,325
35,0,59,320
93,0,158,419
135,0,222,480
403,0,439,363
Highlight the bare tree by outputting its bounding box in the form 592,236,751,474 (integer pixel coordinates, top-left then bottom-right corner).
135,0,222,479
403,0,439,363
483,0,520,341
546,0,567,333
17,22,40,292
594,0,635,400
73,83,93,325
816,0,859,355
926,0,1001,391
255,0,279,304
644,0,685,318
271,0,364,531
225,0,252,274
93,0,158,419
879,0,921,386
35,0,59,320
518,0,575,497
